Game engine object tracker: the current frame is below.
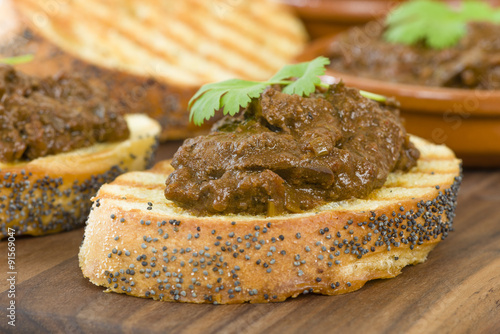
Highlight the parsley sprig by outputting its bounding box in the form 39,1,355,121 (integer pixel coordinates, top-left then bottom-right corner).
384,0,500,50
189,57,329,126
0,54,34,65
189,57,386,125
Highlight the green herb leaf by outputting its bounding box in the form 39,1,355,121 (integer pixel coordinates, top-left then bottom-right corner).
460,1,498,21
188,79,265,126
384,0,500,49
0,54,34,65
426,21,466,49
188,56,384,126
271,57,330,96
494,10,500,22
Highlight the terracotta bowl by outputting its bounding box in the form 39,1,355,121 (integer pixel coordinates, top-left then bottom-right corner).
297,35,500,167
284,0,500,39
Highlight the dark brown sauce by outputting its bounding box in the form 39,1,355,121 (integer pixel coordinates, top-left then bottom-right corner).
0,65,130,162
164,83,419,216
328,22,500,89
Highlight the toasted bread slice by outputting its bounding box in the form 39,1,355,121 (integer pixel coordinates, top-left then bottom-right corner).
3,0,307,140
79,136,462,304
0,114,161,238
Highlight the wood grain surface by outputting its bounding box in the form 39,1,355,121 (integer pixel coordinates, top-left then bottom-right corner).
1,142,500,334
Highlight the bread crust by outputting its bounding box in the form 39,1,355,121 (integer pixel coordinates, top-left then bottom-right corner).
0,114,161,237
79,136,462,303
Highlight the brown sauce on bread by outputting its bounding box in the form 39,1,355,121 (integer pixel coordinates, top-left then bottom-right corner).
0,65,129,162
164,83,419,216
328,22,500,89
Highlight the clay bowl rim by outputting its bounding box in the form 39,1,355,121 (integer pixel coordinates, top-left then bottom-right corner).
283,0,500,22
282,0,401,22
296,33,500,117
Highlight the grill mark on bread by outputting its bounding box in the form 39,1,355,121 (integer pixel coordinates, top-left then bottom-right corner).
18,0,205,84
365,188,435,202
91,0,300,79
138,0,284,74
182,0,302,64
189,0,305,44
384,173,457,188
112,172,169,187
414,160,462,173
19,1,234,83
16,0,306,85
72,1,241,82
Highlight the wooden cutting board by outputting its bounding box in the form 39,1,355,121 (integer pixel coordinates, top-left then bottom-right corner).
1,143,500,334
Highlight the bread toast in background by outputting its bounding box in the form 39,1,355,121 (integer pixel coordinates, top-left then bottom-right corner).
0,0,308,140
0,114,161,238
79,136,462,303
